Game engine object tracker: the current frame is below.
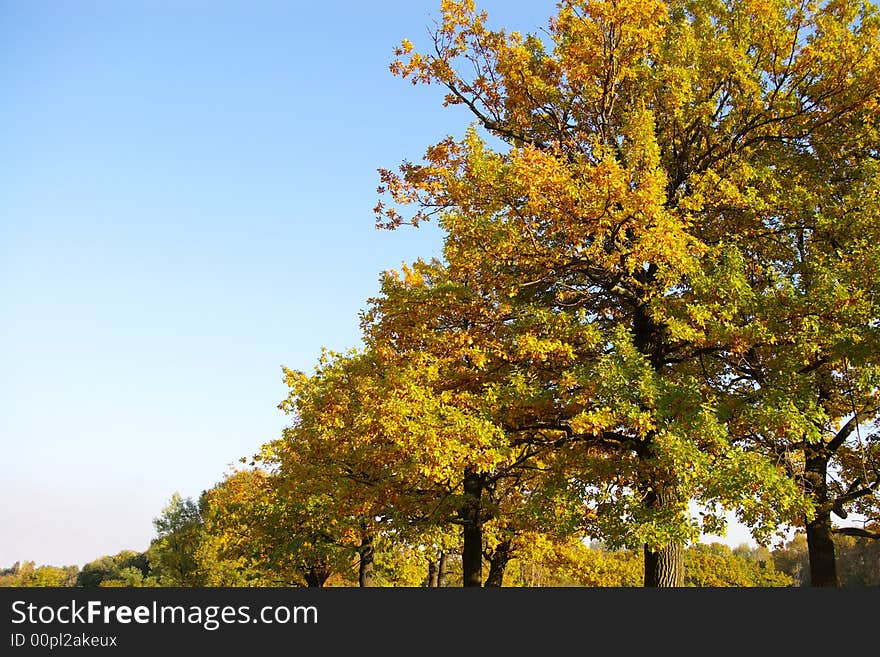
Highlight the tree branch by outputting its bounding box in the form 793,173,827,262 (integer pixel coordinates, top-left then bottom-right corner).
833,527,880,540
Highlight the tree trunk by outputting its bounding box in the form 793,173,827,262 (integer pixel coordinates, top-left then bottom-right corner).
461,467,483,587
304,560,331,587
804,452,838,587
484,540,512,587
805,513,838,587
644,542,684,587
426,552,449,587
632,304,684,587
358,535,375,587
643,485,684,587
437,551,448,587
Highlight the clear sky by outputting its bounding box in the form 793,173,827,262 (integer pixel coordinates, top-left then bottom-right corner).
1,0,754,569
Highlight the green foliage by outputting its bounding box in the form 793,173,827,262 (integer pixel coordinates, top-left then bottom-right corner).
77,551,151,587
146,493,206,586
97,566,159,588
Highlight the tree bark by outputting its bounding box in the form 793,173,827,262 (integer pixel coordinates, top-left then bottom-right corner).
426,552,449,587
484,540,512,587
643,542,684,587
461,467,483,587
437,551,448,587
804,451,838,587
643,484,685,587
304,560,331,587
358,535,375,587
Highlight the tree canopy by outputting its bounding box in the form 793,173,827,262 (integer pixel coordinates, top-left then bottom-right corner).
371,0,880,586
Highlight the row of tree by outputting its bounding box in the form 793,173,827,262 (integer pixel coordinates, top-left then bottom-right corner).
5,498,880,587
243,0,880,586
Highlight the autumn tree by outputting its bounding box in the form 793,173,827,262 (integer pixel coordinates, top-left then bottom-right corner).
229,352,481,588
703,3,880,586
724,307,880,587
273,345,553,587
360,262,594,586
201,467,352,587
377,0,880,586
271,349,461,586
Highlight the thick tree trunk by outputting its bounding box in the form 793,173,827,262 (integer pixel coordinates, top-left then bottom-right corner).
804,452,838,587
643,542,684,587
805,513,838,587
461,467,483,587
358,535,375,587
427,560,438,587
484,540,512,587
643,485,685,587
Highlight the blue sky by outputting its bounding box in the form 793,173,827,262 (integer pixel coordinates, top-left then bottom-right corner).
1,0,754,568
